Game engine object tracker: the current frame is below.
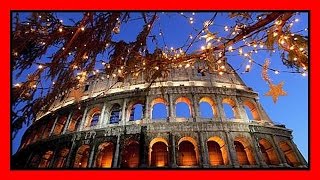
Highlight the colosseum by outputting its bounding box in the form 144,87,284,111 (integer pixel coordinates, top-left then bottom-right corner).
12,58,308,169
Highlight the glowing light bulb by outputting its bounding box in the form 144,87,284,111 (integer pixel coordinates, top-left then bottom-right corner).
275,71,279,74
260,44,264,48
189,35,193,39
228,46,233,51
290,46,294,50
14,83,21,87
295,18,299,22
220,65,225,69
185,63,190,68
219,71,224,75
299,47,304,51
244,53,248,57
273,32,278,37
155,66,159,70
293,57,298,61
302,72,307,76
80,27,85,31
201,46,206,50
38,64,43,69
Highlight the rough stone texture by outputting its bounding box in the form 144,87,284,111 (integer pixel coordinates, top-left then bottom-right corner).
12,62,308,169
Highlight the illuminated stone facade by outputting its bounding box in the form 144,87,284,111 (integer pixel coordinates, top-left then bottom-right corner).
12,59,308,168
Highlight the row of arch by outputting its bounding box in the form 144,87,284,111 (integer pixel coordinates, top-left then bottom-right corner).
28,136,301,168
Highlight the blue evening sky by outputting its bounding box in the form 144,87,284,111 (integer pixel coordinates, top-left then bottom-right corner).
12,12,308,161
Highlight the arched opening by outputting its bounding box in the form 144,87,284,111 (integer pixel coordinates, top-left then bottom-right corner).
207,137,229,165
151,98,168,120
234,141,249,165
110,104,121,124
222,98,239,120
38,150,54,168
243,100,261,120
95,142,114,168
178,138,198,167
74,145,90,168
85,107,101,127
207,141,223,165
90,112,100,127
121,141,140,168
259,138,279,165
129,103,144,121
279,141,300,167
68,113,82,132
53,148,70,168
199,97,217,119
149,138,169,167
53,116,67,135
175,97,192,119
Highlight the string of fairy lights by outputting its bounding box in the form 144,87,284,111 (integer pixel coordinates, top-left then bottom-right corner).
12,12,308,106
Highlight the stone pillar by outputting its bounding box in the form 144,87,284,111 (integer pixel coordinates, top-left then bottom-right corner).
234,97,249,122
65,138,78,168
121,99,127,125
112,135,121,168
192,93,200,122
199,133,209,168
98,102,107,128
225,132,239,167
271,135,289,167
169,133,177,167
139,126,148,168
62,111,73,134
79,106,88,131
49,115,59,136
168,94,175,122
144,96,150,123
249,133,267,167
216,96,226,122
88,143,97,168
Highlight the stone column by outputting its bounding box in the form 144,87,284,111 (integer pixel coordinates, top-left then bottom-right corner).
225,132,239,167
249,133,267,167
168,94,175,122
98,102,107,128
79,106,88,131
234,97,249,122
112,135,121,168
144,96,150,123
192,93,200,122
139,126,148,168
121,99,127,125
88,143,97,168
216,96,226,122
169,133,177,167
49,115,59,136
65,137,78,168
62,111,73,134
199,132,209,168
271,135,289,167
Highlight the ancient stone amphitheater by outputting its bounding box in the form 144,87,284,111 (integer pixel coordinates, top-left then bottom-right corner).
12,58,307,169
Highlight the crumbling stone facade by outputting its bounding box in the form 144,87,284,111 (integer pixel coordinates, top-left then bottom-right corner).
12,60,308,169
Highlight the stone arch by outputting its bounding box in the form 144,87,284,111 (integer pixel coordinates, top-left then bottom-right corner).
127,100,144,121
175,96,192,119
53,115,68,135
234,136,256,165
73,144,90,168
177,137,199,167
109,103,122,124
199,96,218,119
95,142,114,168
279,141,300,167
149,137,169,167
258,138,280,165
121,140,140,168
85,106,101,127
38,150,54,168
222,97,240,120
151,97,168,120
207,136,228,165
53,147,70,168
68,111,82,132
243,100,261,120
